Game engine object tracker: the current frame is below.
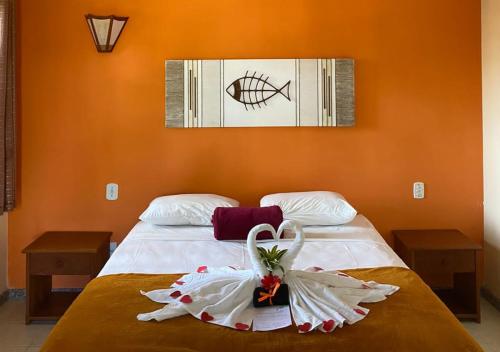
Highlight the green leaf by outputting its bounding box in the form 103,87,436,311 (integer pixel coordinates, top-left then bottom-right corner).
276,250,287,261
256,245,288,272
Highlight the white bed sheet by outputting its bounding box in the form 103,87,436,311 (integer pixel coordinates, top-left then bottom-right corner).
99,215,406,276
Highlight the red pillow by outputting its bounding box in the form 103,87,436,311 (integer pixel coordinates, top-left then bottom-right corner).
212,206,283,240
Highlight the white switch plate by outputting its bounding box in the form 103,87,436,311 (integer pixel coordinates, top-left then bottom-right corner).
413,182,425,199
106,183,119,200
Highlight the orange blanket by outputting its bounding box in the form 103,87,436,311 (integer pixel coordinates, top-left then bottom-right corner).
41,267,482,352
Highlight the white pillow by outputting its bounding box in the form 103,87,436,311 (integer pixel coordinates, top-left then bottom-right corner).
260,191,357,226
139,194,239,226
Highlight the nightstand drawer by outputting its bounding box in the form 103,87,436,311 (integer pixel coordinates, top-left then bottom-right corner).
29,253,91,275
414,250,475,274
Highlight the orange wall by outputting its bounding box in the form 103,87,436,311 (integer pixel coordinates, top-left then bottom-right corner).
9,0,483,288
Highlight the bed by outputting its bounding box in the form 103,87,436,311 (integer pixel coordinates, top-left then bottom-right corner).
41,215,482,351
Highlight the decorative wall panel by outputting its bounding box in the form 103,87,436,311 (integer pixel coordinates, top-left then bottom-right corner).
165,59,355,128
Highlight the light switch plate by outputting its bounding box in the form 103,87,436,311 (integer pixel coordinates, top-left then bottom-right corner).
413,182,425,199
106,183,119,201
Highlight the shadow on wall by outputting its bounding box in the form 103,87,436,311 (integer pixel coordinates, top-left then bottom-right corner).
483,239,500,301
0,214,7,294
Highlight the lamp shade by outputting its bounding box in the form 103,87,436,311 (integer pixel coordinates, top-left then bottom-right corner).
85,14,129,53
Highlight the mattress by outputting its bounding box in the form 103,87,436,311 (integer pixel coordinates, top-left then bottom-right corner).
99,215,406,276
42,216,482,352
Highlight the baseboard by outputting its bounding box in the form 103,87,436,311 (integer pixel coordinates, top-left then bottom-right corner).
7,288,83,301
9,288,25,299
0,289,8,306
481,286,500,311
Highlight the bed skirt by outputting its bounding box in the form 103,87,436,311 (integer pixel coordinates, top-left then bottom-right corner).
41,267,482,352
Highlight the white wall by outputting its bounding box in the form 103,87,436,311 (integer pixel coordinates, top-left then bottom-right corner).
0,214,7,294
482,0,500,299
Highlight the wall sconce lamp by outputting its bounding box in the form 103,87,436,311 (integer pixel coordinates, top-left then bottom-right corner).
85,14,129,53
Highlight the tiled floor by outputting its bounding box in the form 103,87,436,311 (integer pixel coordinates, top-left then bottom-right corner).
463,299,500,352
0,299,52,351
0,298,498,352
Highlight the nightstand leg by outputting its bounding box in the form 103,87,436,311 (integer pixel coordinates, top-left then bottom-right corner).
26,275,52,324
474,251,481,323
454,272,480,323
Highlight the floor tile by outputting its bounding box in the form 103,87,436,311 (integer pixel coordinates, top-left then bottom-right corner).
462,299,500,352
0,299,25,323
2,347,29,352
0,323,37,347
26,347,42,352
28,324,54,346
0,300,54,351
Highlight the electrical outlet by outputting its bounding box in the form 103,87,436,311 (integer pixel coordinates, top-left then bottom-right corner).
413,182,425,199
106,183,119,200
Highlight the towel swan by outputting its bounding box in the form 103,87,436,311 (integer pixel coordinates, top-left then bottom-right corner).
137,221,399,333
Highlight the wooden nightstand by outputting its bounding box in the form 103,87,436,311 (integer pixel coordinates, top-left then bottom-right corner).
22,231,112,324
393,229,482,322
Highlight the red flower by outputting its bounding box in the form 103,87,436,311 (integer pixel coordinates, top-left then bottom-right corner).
260,274,281,290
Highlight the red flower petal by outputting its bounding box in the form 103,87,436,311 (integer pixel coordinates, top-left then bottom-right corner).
197,266,208,273
169,290,181,298
298,322,312,333
235,323,249,330
260,274,281,290
354,308,366,316
180,295,193,304
201,312,214,322
175,280,185,285
322,320,335,332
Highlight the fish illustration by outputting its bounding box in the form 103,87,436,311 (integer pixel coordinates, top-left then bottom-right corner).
226,71,291,110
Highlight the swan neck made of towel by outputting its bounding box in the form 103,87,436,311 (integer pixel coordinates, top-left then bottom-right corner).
246,223,275,278
246,220,304,279
278,220,304,273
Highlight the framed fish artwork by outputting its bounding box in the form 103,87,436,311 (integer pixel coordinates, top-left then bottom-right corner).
165,59,355,128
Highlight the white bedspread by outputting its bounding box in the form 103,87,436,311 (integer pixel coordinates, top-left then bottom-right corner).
98,215,406,276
